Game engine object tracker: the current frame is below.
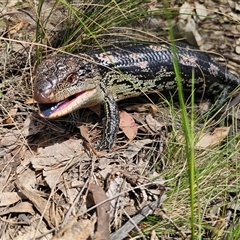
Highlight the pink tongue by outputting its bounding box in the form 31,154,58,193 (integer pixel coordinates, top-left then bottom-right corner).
39,91,85,117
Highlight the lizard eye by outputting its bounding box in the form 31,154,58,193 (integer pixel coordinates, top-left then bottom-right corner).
66,73,76,83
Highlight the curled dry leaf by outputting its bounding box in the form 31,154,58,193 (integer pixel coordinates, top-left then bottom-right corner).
196,127,230,148
24,98,36,104
179,2,194,20
106,167,166,227
194,2,208,20
184,18,203,45
119,110,138,140
78,125,91,143
145,114,165,133
124,103,158,115
177,2,204,46
8,20,25,34
2,106,18,124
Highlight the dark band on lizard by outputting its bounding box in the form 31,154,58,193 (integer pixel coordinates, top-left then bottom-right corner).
34,43,240,149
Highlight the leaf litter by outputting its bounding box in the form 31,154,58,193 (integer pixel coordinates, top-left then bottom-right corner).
0,109,168,239
0,0,240,239
2,103,232,239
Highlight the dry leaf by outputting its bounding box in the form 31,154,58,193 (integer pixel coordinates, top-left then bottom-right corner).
15,179,62,228
194,2,208,20
22,116,45,137
236,45,240,54
8,20,25,34
106,174,128,219
184,18,203,45
89,184,110,240
3,107,18,124
179,2,194,20
43,167,79,204
119,110,138,140
177,2,203,46
122,139,152,159
29,139,88,201
30,139,84,171
25,98,36,104
199,101,211,114
51,219,95,240
146,114,165,133
196,127,230,148
0,192,22,207
8,106,18,116
78,125,91,143
43,167,66,190
0,165,12,192
0,202,35,216
19,168,37,191
1,133,18,146
124,103,158,115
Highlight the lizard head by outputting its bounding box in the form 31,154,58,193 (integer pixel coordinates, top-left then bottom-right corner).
34,54,103,118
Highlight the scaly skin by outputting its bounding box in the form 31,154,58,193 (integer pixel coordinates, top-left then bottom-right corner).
34,43,240,149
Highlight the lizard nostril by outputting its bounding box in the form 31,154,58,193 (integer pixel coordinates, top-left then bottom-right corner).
34,90,55,103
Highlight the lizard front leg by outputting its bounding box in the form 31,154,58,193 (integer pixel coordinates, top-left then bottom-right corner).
99,95,119,150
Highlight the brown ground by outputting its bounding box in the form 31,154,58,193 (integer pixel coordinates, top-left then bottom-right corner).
0,0,240,239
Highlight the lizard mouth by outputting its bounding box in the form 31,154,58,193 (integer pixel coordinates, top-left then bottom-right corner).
38,89,96,118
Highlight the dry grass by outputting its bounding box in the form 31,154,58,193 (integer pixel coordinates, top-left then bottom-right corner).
0,0,240,239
